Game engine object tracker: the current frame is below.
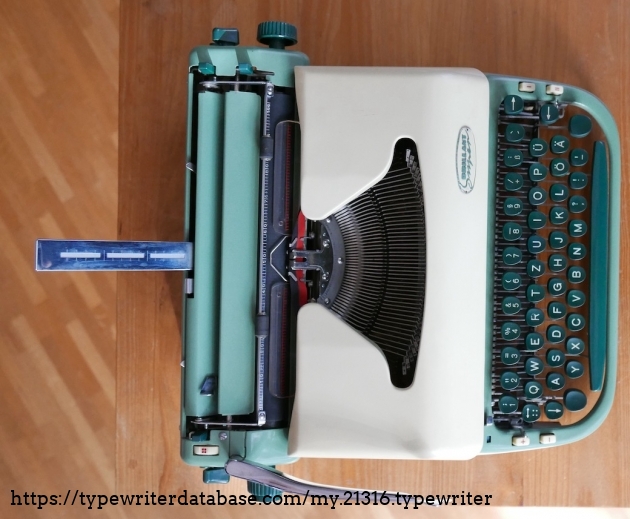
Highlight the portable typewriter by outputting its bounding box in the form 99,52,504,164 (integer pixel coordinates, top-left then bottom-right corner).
36,21,621,499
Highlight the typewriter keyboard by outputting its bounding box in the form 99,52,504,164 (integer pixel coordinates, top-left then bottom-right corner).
491,92,608,428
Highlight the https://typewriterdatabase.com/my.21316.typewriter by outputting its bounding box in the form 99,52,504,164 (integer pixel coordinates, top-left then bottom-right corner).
35,21,621,500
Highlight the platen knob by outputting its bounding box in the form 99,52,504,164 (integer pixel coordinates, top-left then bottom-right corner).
257,21,297,49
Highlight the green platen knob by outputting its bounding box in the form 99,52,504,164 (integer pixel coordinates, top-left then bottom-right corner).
257,21,298,49
212,27,239,46
247,481,282,502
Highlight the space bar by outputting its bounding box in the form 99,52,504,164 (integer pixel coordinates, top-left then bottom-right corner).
589,141,609,391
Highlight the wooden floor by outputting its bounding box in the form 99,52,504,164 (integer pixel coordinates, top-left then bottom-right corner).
0,0,628,518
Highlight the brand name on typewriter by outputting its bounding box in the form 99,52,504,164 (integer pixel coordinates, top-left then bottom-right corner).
456,126,476,193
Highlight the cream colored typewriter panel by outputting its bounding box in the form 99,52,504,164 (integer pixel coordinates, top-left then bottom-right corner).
291,67,490,459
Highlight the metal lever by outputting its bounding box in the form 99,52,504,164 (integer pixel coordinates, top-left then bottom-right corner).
36,240,193,271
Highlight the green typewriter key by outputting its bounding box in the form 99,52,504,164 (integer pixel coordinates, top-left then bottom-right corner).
503,247,522,265
501,371,520,390
548,278,567,297
569,196,587,213
564,389,587,412
549,231,568,249
569,172,588,190
568,266,586,283
529,187,547,206
567,313,585,332
566,337,585,355
525,356,544,375
527,259,545,278
568,243,587,260
547,348,565,367
502,272,521,291
504,197,524,216
527,284,545,303
529,163,548,182
550,158,569,176
522,404,541,423
527,235,546,254
530,138,548,157
547,325,566,344
526,308,544,326
570,148,589,167
505,123,525,142
502,296,521,315
545,401,564,419
547,372,565,391
567,290,586,307
504,172,524,191
524,381,543,399
501,322,521,341
503,222,522,241
569,220,587,237
501,346,521,365
569,114,592,138
540,103,559,124
550,184,569,202
548,254,567,272
550,135,570,154
566,360,585,379
504,149,524,167
549,207,569,225
499,395,519,413
504,95,524,115
548,301,567,319
525,333,544,352
528,211,547,230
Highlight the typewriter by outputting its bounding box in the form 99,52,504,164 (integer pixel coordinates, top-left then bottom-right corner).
36,21,621,499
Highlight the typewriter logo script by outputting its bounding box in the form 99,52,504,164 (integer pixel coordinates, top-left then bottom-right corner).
456,126,476,193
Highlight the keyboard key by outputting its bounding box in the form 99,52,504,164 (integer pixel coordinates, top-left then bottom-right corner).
568,266,586,283
529,163,548,182
530,138,548,157
504,149,524,167
549,207,569,225
505,123,525,142
501,371,520,390
504,95,524,115
569,196,587,213
540,103,559,124
549,231,568,249
567,313,585,332
547,325,566,344
550,158,570,176
503,246,522,265
525,333,544,352
528,211,547,230
569,172,588,190
501,322,521,340
567,289,586,307
527,284,546,303
502,296,521,315
527,235,546,254
566,337,585,355
522,404,541,423
501,346,521,365
499,395,519,413
569,220,587,237
504,197,524,216
570,148,589,166
502,272,521,290
547,372,565,391
529,187,547,205
524,381,543,400
503,222,522,241
569,114,592,138
568,243,587,260
548,278,567,296
526,357,544,376
526,308,545,326
504,172,524,191
550,135,569,154
566,360,584,379
548,254,567,272
564,389,587,412
527,259,545,278
545,401,564,419
550,184,569,202
548,301,567,319
547,348,565,367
